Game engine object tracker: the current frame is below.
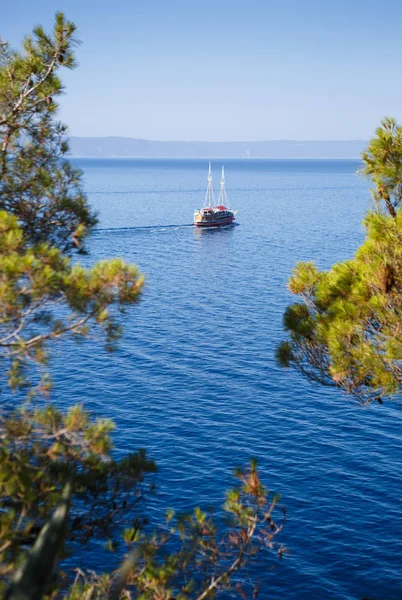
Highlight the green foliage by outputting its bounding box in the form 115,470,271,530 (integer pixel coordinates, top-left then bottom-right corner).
0,15,143,391
64,463,285,600
0,14,156,596
0,403,155,588
279,122,402,402
361,117,402,218
0,211,144,390
1,462,284,600
0,12,97,252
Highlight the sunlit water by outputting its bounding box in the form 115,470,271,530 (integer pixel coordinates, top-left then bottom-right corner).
41,160,402,598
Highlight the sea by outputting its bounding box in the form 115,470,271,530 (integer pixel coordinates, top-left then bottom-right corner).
50,158,402,599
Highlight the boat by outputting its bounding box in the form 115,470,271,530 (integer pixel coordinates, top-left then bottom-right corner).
194,163,237,227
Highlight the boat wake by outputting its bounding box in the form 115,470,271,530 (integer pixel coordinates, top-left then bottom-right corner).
93,221,238,237
94,224,194,234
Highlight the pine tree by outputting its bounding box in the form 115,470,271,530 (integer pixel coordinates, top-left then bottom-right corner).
0,12,97,253
277,118,402,404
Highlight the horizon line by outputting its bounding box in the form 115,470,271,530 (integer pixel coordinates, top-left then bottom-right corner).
69,155,363,160
70,135,369,143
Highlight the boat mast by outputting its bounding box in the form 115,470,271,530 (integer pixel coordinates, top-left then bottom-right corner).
218,166,228,207
205,162,215,208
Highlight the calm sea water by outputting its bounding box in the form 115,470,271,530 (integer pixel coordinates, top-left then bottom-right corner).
52,159,401,599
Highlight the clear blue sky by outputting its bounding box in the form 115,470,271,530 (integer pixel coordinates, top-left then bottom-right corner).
3,0,402,141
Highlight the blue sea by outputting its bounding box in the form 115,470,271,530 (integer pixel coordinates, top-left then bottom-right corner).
51,159,401,599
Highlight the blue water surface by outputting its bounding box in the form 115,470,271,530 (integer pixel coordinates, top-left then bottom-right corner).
51,159,402,599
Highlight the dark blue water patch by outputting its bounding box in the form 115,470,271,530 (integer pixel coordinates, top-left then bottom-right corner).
21,159,402,599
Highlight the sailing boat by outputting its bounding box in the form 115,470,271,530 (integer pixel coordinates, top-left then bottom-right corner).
194,163,237,227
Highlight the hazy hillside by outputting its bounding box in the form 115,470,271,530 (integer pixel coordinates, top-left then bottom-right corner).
69,137,366,159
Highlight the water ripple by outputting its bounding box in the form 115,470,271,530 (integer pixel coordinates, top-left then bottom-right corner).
47,159,402,600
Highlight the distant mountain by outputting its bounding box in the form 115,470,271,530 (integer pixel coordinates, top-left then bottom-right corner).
69,137,366,159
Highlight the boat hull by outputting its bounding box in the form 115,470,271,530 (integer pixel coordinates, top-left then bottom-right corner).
194,217,235,227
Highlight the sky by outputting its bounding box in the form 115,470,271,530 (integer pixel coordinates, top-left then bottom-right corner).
3,0,402,141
